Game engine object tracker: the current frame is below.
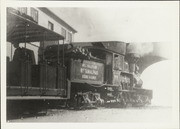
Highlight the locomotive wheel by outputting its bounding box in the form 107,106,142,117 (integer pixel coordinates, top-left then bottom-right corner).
67,93,98,110
76,94,84,109
116,92,127,107
145,97,151,105
121,98,127,107
66,94,84,109
133,94,145,107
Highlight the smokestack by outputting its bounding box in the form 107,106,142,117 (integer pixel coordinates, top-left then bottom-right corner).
126,42,153,73
125,53,140,73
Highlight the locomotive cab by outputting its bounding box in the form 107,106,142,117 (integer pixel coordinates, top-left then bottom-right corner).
7,8,68,101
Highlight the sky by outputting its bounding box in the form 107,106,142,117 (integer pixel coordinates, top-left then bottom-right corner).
7,2,179,60
49,2,179,60
141,60,172,106
49,2,179,43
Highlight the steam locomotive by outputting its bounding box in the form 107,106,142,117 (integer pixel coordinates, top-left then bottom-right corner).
6,8,152,113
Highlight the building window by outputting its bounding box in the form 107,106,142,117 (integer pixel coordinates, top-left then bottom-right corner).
61,28,66,39
18,7,27,14
48,21,54,31
30,8,38,23
67,32,72,42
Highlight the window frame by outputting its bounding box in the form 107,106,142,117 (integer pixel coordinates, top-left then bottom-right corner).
67,32,72,42
48,21,54,31
30,7,38,23
61,27,66,39
18,7,27,14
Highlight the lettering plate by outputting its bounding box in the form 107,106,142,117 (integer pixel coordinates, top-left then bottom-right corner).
71,59,104,84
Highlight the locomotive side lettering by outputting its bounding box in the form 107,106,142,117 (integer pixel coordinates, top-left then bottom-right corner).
80,68,98,76
71,60,104,84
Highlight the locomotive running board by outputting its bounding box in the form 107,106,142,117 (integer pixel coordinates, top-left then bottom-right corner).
7,96,68,100
7,86,68,100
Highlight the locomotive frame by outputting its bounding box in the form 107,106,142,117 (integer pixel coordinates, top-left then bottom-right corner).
6,8,153,113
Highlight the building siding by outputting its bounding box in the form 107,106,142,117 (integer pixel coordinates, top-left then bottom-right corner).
12,7,76,43
7,7,77,64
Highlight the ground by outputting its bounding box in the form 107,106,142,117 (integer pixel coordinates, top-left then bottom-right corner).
8,106,172,123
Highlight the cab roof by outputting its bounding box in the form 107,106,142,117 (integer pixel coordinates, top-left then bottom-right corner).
7,8,64,44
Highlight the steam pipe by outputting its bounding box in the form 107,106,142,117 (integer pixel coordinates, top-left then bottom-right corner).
57,40,60,89
63,39,64,67
125,53,140,73
24,22,27,91
57,40,60,64
11,43,13,61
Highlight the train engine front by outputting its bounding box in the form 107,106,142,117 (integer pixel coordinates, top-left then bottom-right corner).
125,53,152,106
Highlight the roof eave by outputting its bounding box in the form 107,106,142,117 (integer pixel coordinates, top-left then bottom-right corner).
38,7,77,34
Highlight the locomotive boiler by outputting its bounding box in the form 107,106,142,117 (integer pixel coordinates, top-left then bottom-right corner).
6,8,152,114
